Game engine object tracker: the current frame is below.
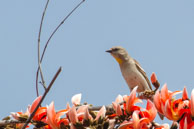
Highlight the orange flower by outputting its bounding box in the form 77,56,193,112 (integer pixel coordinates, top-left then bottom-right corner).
124,86,142,114
118,111,150,129
153,84,182,120
153,84,194,129
46,102,69,129
178,89,194,129
28,96,42,114
33,107,47,122
11,96,43,128
117,89,157,129
191,89,194,118
27,96,48,123
140,100,157,122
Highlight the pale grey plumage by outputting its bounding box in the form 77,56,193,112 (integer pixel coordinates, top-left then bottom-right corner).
106,46,152,93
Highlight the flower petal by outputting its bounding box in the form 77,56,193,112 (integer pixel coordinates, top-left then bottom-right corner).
112,102,122,116
112,102,117,111
33,107,47,121
153,90,163,114
71,93,82,106
191,89,194,117
118,121,133,129
56,109,68,121
77,105,90,121
161,84,169,103
164,100,174,120
66,102,71,110
68,106,78,124
77,105,88,114
95,106,106,120
115,94,123,104
155,123,170,129
132,111,140,129
182,86,188,100
146,100,157,121
46,101,58,129
126,86,141,113
29,96,42,114
183,117,187,129
84,107,93,120
116,104,123,116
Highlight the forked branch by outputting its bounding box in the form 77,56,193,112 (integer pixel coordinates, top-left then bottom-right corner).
22,67,62,129
36,0,85,96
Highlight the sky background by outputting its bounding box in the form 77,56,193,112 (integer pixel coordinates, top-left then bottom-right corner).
1,0,194,127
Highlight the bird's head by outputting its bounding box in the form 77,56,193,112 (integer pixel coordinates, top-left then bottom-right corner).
106,46,130,64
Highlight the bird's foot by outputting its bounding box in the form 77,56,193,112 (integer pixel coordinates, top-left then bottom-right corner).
138,90,155,99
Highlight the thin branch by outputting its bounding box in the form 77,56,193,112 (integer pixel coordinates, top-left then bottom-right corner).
36,0,85,96
36,0,50,96
22,67,62,129
40,0,85,63
88,101,125,112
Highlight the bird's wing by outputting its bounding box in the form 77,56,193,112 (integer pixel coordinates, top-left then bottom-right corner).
134,59,152,90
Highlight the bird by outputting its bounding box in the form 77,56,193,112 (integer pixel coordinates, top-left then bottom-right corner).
106,46,152,93
106,47,165,120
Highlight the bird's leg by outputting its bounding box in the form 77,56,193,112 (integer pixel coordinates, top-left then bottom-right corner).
138,90,155,100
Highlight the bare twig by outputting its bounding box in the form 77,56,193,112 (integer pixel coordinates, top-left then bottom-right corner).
22,67,62,129
36,0,50,96
88,101,125,112
36,0,85,97
40,0,85,64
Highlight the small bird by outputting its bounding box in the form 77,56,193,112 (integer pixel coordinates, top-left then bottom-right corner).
106,46,152,93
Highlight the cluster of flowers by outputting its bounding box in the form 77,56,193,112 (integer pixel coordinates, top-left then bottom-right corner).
154,85,194,129
4,74,194,129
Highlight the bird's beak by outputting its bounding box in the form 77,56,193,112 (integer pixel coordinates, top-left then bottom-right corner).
106,49,112,53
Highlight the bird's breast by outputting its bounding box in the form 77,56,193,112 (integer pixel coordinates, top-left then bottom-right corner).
120,64,137,84
119,63,149,92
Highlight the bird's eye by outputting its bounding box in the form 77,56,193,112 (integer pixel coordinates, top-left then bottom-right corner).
113,48,119,51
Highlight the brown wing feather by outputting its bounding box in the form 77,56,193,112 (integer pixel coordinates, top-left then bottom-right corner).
134,59,152,90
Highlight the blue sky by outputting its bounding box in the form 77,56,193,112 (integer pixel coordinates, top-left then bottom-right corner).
1,0,194,126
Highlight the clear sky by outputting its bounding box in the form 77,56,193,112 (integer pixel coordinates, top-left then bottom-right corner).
1,0,194,126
